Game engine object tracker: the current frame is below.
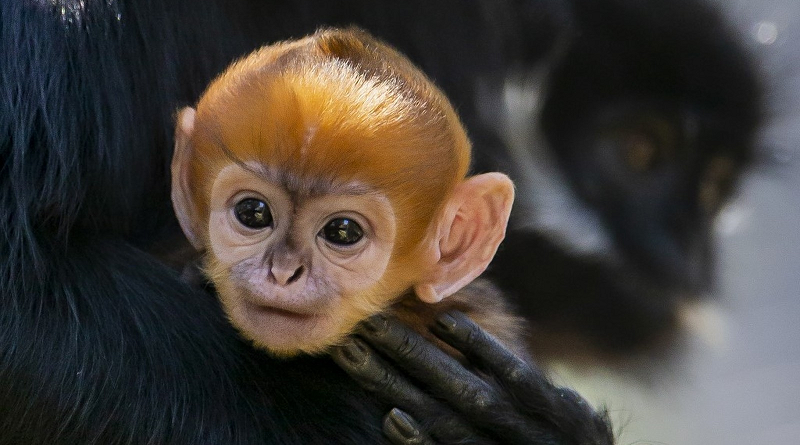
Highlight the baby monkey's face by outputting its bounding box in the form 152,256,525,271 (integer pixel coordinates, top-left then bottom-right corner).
170,29,513,357
205,162,400,356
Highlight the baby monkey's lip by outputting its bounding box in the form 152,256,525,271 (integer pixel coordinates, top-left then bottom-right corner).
243,298,325,318
257,305,317,319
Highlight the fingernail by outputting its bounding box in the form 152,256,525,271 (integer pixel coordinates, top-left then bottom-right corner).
435,312,457,332
339,339,368,364
362,313,388,333
388,408,419,438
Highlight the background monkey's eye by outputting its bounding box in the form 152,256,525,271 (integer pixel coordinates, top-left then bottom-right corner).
596,115,678,174
320,218,363,245
233,198,272,229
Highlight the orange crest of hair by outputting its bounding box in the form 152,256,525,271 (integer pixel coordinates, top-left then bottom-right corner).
188,27,471,255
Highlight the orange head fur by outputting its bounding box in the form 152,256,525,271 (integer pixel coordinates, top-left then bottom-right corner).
187,28,471,263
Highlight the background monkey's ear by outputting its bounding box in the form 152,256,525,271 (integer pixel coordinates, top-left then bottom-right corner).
414,173,515,303
171,107,204,250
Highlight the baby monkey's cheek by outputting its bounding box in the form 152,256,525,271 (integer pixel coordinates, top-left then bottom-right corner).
322,245,393,295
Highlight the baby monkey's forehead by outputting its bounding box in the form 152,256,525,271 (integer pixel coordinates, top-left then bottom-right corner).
247,162,377,199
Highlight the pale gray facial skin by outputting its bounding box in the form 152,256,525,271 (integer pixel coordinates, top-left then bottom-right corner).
206,163,398,355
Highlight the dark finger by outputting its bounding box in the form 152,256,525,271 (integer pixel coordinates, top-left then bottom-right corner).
358,315,552,443
382,408,436,445
432,310,614,444
359,314,500,411
431,310,552,396
331,338,435,409
330,338,476,441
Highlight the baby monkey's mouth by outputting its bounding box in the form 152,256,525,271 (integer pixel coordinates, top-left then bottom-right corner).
241,295,326,319
254,304,317,319
239,283,335,317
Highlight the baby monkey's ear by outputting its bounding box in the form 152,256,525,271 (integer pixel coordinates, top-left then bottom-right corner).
171,107,205,250
414,173,515,303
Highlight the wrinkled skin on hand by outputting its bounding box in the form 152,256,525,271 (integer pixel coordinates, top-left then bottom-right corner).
331,311,614,445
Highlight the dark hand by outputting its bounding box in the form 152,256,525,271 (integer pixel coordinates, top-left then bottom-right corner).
331,311,614,445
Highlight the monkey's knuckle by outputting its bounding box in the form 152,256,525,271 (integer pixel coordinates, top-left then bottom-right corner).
503,361,533,385
394,335,424,361
458,324,481,352
373,368,400,394
461,387,499,413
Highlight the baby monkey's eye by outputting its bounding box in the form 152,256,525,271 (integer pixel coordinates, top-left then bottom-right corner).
320,218,363,245
234,198,273,229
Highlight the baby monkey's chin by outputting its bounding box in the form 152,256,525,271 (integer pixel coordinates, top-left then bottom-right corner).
226,299,354,357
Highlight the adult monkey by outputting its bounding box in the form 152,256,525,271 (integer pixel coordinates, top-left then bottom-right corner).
4,0,757,363
0,1,610,444
0,0,758,441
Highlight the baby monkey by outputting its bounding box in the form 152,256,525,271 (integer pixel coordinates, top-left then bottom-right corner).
172,28,525,357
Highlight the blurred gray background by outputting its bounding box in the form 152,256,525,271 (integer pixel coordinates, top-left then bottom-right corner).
552,1,800,443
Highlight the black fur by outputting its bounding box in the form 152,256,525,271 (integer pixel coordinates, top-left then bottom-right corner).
541,0,759,288
0,0,759,441
0,1,388,443
487,0,760,358
0,0,601,443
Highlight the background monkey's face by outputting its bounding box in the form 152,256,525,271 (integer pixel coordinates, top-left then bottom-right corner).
205,163,399,356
